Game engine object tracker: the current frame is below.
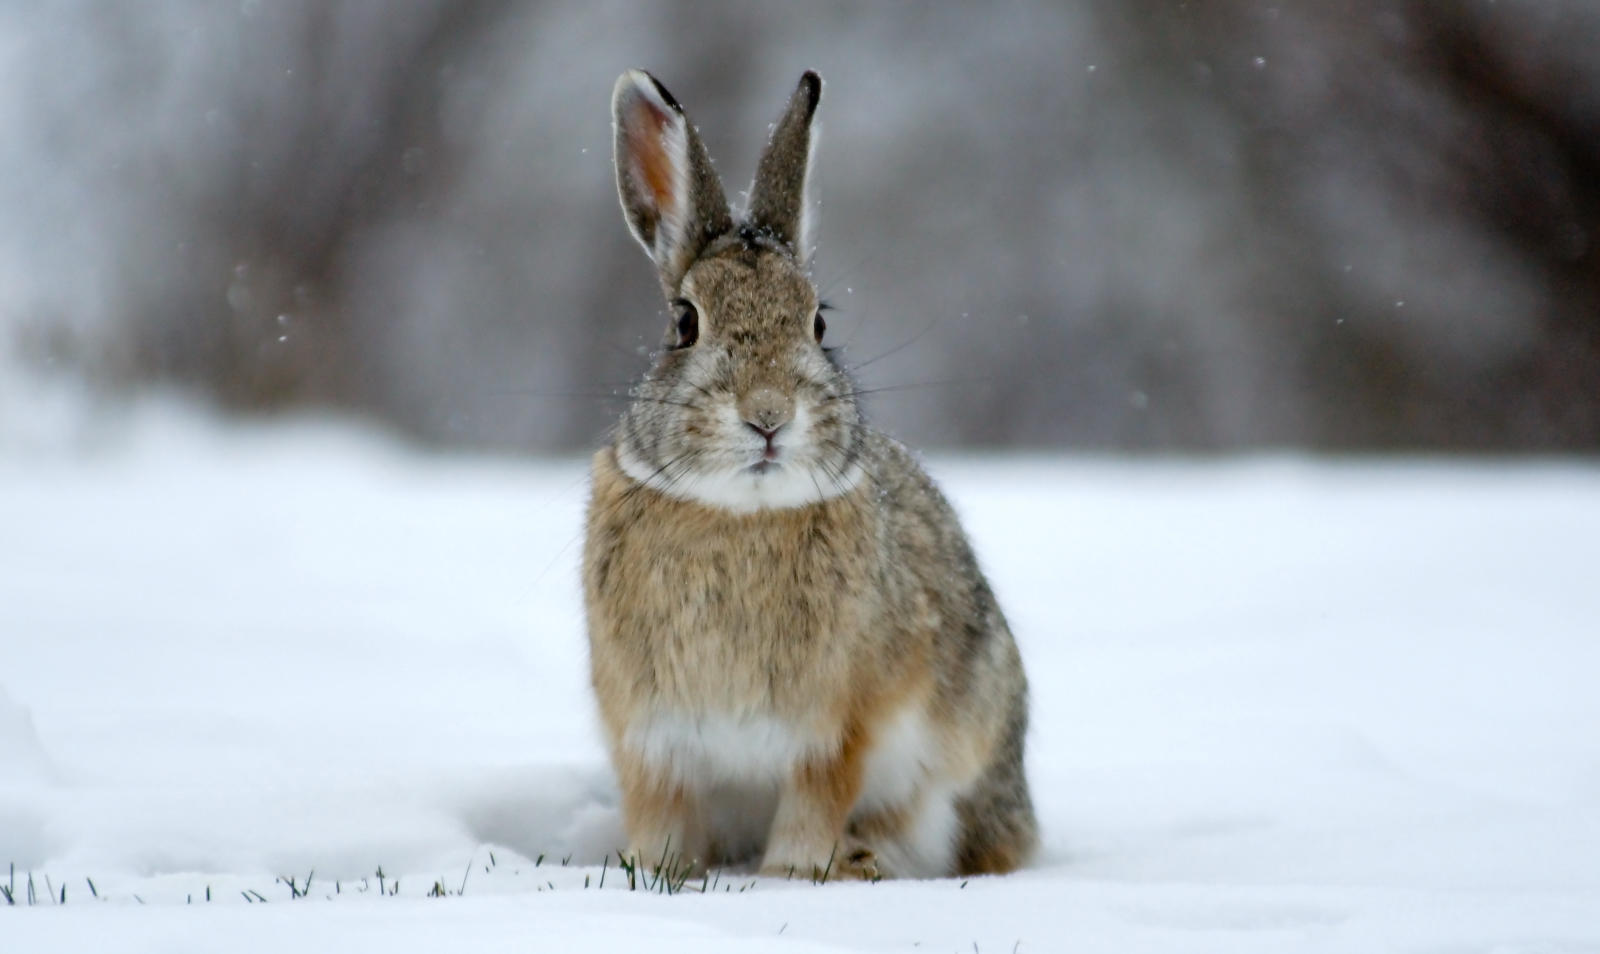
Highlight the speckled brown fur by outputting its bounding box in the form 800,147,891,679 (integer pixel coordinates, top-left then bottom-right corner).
587,70,1036,879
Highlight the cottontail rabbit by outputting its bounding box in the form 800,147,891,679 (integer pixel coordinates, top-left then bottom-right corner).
584,69,1036,880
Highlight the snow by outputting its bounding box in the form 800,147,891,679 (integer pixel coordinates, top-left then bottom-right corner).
3,402,1599,952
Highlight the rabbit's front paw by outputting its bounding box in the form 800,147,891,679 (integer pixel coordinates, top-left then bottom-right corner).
759,841,881,882
839,845,881,882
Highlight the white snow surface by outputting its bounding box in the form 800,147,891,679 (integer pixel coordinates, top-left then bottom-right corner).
3,403,1599,952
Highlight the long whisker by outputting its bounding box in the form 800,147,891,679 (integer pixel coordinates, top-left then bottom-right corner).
839,308,955,374
624,396,705,411
815,436,885,497
812,450,857,500
803,460,829,503
815,245,888,306
495,384,707,413
615,446,702,507
480,380,640,396
821,379,984,403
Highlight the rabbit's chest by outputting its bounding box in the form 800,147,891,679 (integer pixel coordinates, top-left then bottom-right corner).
586,451,882,722
627,540,851,705
597,514,871,687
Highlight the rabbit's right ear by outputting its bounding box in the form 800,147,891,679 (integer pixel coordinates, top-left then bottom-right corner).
612,70,732,293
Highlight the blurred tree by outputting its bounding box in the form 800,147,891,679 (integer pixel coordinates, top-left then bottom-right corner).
1,0,1596,450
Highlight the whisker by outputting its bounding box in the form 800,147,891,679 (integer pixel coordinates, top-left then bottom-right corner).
839,308,955,374
803,460,829,503
479,378,642,396
822,379,986,403
814,452,856,500
625,396,705,411
490,386,707,414
815,246,887,304
815,436,885,497
615,446,701,506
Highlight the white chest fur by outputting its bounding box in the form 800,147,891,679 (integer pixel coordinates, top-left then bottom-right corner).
623,711,834,785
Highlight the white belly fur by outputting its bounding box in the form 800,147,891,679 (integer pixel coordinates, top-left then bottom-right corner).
624,705,965,875
624,710,834,786
624,706,948,791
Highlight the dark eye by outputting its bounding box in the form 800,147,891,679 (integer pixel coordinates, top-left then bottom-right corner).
672,300,699,349
813,310,826,343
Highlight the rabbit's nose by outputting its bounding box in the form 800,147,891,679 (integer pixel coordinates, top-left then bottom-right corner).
739,388,794,434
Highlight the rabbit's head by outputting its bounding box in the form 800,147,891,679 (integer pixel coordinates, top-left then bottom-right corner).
609,70,864,513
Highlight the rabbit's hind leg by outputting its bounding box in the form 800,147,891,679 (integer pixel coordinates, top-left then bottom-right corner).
951,711,1037,876
844,784,961,879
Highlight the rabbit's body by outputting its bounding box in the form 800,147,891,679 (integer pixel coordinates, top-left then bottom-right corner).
584,69,1035,879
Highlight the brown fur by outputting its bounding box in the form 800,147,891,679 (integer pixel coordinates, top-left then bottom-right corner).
587,70,1037,880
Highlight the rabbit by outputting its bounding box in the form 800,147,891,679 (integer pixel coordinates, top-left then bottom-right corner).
583,68,1036,881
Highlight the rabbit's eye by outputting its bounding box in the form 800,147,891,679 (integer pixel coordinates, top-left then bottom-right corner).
813,310,826,343
672,300,699,349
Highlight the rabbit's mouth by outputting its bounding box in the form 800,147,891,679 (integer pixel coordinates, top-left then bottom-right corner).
617,443,863,512
614,401,864,512
749,440,785,473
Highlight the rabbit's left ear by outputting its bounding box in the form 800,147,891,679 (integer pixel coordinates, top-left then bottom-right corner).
613,70,732,292
746,71,822,264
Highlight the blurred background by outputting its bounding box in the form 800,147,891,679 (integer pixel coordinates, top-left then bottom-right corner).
2,0,1597,454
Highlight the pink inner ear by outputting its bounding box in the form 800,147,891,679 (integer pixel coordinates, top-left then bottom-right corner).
624,97,677,215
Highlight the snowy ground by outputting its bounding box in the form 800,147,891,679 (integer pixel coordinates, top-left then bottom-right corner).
3,403,1599,952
